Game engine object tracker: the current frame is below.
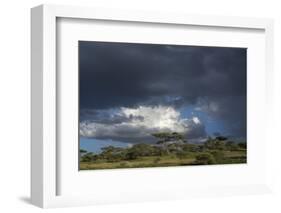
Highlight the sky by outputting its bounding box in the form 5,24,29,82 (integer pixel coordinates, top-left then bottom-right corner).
79,41,246,151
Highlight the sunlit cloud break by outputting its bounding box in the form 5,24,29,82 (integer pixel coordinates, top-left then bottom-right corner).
80,105,205,143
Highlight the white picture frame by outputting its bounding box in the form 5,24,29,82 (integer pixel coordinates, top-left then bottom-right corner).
31,4,274,208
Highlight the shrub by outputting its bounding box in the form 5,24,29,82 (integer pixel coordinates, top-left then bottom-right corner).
225,141,239,151
124,150,139,160
182,144,198,152
130,143,155,156
80,152,94,162
238,142,247,149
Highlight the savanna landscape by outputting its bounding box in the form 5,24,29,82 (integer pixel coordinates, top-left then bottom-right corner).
80,132,246,170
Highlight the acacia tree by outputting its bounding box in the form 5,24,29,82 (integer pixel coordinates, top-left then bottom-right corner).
204,136,227,150
152,132,186,144
80,149,87,154
100,146,125,161
79,149,88,162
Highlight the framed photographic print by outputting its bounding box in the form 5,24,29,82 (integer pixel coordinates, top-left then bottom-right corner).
31,4,274,208
78,41,247,170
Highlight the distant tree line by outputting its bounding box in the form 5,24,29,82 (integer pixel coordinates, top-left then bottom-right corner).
80,132,246,165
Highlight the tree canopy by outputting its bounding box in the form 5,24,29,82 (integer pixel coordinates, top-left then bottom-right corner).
152,132,185,144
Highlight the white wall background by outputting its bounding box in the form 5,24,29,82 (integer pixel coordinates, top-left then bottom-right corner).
0,0,280,212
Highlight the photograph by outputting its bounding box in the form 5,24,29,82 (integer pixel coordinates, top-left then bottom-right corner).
79,41,247,170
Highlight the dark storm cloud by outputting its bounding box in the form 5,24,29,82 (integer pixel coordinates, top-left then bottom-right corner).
80,109,144,125
195,96,246,137
79,41,246,138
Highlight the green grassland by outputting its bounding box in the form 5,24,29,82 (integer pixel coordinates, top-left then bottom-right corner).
79,133,246,170
80,155,195,170
80,150,246,170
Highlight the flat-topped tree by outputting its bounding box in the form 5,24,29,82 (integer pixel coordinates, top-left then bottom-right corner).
171,132,185,141
152,132,186,144
205,136,228,150
215,136,228,141
80,149,87,153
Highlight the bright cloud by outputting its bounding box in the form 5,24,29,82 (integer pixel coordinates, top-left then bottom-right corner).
192,117,201,124
80,106,206,143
